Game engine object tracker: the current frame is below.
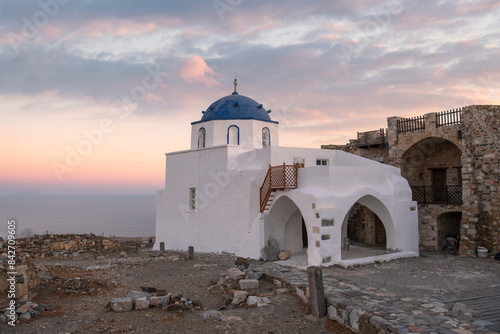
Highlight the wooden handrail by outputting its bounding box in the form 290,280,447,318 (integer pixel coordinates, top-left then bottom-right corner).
260,164,298,212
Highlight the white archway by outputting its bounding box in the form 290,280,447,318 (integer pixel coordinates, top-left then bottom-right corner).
264,195,308,255
341,195,397,254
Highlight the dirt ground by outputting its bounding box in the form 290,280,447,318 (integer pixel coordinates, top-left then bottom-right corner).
1,251,352,334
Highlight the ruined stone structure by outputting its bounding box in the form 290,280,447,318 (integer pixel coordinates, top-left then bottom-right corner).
322,105,500,257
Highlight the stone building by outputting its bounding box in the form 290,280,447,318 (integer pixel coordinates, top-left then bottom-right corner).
322,105,500,257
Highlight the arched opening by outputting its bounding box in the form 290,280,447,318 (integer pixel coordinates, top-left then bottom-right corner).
437,212,461,251
198,128,206,148
262,127,270,147
341,196,396,260
401,137,462,204
227,125,239,145
264,196,308,265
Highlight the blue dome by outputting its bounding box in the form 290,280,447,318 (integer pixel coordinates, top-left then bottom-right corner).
191,92,278,125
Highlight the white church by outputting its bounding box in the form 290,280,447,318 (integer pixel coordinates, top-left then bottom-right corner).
155,81,419,267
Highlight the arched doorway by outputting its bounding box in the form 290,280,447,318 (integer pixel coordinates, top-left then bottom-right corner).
401,137,462,204
346,203,387,247
341,195,395,260
264,196,308,259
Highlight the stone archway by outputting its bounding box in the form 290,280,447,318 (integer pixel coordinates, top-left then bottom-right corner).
400,137,462,191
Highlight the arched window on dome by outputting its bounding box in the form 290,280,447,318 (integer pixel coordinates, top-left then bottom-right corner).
262,127,270,147
198,128,206,148
227,125,239,145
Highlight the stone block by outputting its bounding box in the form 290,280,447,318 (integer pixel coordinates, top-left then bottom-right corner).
231,291,249,305
111,297,133,312
161,294,172,309
150,296,168,308
135,297,150,310
239,279,259,290
227,268,245,280
262,245,278,261
15,282,29,299
127,290,152,305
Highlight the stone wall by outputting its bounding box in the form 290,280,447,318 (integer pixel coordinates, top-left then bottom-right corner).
7,233,145,259
417,204,462,251
347,204,377,246
322,105,500,256
459,105,500,256
0,257,42,303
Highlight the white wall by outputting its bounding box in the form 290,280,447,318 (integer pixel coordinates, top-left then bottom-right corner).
191,119,279,149
156,144,418,266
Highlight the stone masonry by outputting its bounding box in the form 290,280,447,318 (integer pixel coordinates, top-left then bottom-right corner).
322,105,500,257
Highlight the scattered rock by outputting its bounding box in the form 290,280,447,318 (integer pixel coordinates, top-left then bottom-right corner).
110,297,133,312
201,310,221,319
276,288,289,294
19,312,31,320
278,250,291,260
262,245,278,261
227,268,245,280
245,270,263,280
232,291,249,305
234,257,249,268
246,296,272,307
150,295,168,308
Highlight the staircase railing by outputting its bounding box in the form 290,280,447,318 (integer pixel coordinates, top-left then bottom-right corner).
260,163,298,212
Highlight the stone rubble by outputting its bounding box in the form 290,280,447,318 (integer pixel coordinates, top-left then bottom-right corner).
111,288,197,313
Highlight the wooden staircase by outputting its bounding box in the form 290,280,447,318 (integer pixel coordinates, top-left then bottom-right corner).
260,163,298,213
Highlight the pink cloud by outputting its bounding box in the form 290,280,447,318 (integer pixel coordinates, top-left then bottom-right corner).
179,55,219,86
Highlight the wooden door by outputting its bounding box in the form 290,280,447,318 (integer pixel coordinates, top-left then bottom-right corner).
432,169,447,202
375,216,386,246
301,218,308,248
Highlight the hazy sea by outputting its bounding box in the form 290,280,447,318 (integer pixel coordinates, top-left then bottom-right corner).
0,194,156,239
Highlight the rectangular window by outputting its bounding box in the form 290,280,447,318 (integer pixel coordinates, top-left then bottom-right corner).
189,188,196,211
316,159,329,166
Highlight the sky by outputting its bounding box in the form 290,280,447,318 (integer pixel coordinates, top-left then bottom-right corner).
1,0,499,195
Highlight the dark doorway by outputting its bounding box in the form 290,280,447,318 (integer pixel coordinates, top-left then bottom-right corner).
432,169,447,201
375,216,386,246
301,218,308,248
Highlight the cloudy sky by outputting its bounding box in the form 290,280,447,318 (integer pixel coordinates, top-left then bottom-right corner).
1,0,499,195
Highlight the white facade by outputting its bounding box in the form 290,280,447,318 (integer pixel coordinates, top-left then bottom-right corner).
155,91,419,266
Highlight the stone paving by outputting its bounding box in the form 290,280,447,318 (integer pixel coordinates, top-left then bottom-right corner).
254,261,499,334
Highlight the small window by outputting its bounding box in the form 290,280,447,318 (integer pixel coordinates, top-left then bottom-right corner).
262,128,270,147
198,128,206,148
316,159,329,166
189,188,196,211
227,125,239,145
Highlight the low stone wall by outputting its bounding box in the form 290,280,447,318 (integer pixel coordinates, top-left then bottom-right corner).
5,233,147,259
